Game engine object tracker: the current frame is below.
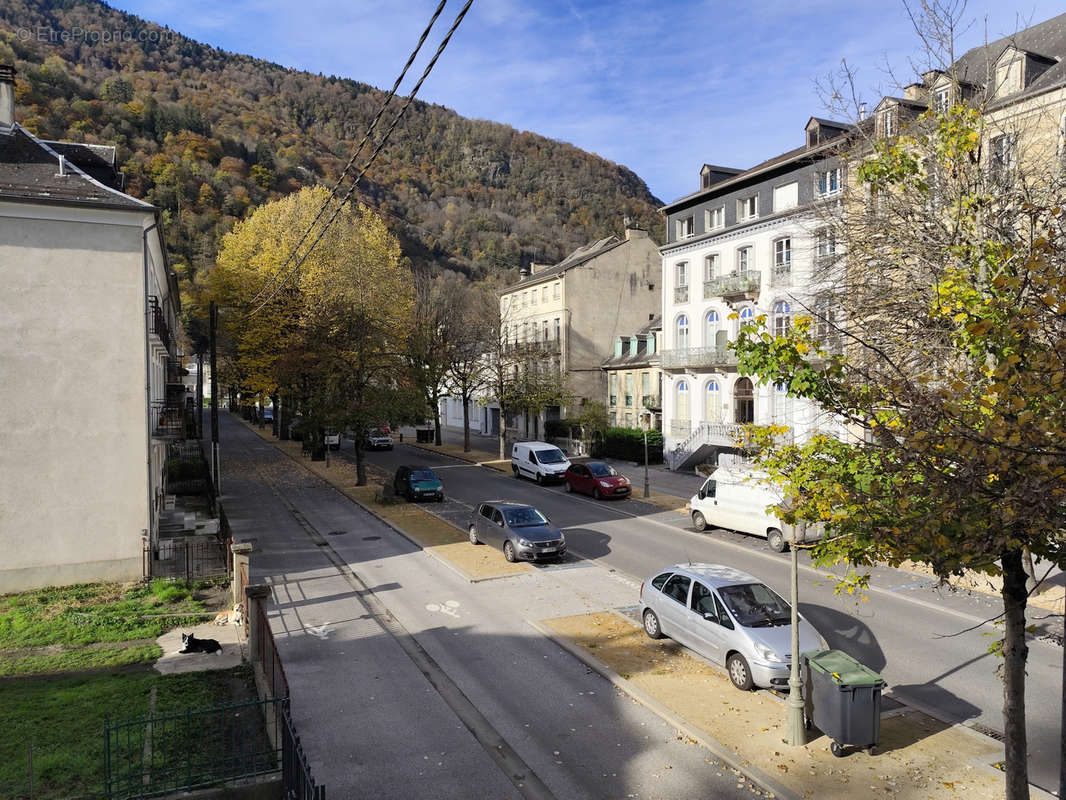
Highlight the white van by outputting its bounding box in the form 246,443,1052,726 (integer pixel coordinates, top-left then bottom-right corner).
689,467,822,553
511,441,571,485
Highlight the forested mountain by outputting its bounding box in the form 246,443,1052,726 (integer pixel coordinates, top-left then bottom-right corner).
0,0,663,343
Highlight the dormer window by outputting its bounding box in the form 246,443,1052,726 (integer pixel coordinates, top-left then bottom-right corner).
878,108,897,138
675,215,694,240
933,85,952,114
816,168,841,197
996,55,1024,98
737,195,758,222
705,206,725,231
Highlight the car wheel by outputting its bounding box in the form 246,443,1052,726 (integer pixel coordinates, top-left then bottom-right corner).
512,465,520,478
642,609,663,639
727,653,754,691
536,472,544,485
767,528,787,553
564,481,572,493
437,494,444,502
692,511,707,532
593,487,602,500
503,541,516,562
468,526,479,545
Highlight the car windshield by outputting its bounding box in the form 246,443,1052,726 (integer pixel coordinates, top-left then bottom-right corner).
588,463,617,477
411,470,436,481
503,507,549,527
718,583,791,628
535,448,566,464
370,429,389,437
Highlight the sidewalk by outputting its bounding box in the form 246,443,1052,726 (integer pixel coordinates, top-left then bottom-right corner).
237,416,1047,800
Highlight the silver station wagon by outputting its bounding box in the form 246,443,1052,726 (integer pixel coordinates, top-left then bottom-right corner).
468,501,567,562
639,563,826,691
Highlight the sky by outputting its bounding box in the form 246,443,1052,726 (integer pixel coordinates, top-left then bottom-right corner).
112,0,1066,204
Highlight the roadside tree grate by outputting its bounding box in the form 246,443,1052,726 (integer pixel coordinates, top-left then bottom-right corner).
968,722,1006,742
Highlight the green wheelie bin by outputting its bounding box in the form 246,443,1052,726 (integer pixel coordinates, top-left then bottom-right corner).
803,649,886,757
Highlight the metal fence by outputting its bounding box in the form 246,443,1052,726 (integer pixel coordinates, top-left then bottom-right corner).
257,602,290,701
145,535,230,581
104,697,282,798
280,702,325,800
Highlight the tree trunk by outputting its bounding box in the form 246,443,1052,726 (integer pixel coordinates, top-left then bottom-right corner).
1000,546,1030,800
271,392,279,437
354,441,366,486
462,392,471,452
433,397,443,446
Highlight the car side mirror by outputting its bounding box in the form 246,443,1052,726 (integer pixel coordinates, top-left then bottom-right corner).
698,489,706,500
496,520,504,527
703,612,717,622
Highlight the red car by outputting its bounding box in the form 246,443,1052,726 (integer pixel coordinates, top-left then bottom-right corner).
564,461,631,500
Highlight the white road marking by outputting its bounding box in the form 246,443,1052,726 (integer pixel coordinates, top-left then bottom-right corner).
426,600,461,618
306,623,331,639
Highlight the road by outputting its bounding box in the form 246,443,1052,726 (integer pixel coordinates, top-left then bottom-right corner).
356,436,1065,794
222,413,762,799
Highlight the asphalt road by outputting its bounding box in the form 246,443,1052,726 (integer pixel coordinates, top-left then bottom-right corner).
357,437,1065,794
223,415,762,799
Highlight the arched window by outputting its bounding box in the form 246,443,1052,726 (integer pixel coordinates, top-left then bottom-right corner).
773,301,792,337
676,314,690,350
677,379,691,424
736,306,755,338
704,310,719,348
774,382,792,426
705,379,722,423
734,377,754,424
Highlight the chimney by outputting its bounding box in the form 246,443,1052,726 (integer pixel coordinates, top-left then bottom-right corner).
0,65,15,133
624,217,647,240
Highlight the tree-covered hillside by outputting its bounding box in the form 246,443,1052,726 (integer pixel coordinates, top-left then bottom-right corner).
0,0,662,343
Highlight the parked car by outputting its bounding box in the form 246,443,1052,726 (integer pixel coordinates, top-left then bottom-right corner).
511,441,571,484
564,461,631,499
639,563,826,691
364,428,394,450
467,501,566,563
393,465,444,502
324,431,341,450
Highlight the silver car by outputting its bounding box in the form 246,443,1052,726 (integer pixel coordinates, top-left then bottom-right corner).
639,563,826,691
468,501,567,562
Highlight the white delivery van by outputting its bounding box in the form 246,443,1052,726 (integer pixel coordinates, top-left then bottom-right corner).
511,441,571,484
689,467,822,553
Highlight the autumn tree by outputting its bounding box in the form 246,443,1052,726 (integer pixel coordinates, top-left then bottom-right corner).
733,49,1066,800
446,283,495,452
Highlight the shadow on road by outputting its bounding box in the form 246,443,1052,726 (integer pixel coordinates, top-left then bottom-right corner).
564,527,613,559
799,602,886,672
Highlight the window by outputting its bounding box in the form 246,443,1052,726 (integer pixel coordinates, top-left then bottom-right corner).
736,246,752,275
933,86,951,114
542,320,548,340
676,215,695,240
677,380,690,422
737,306,755,337
773,301,792,337
773,181,798,211
641,371,650,395
522,322,529,341
676,261,688,287
554,318,560,340
704,253,720,280
734,377,754,424
774,383,792,426
676,314,690,349
522,291,528,307
609,374,618,406
625,374,633,406
531,288,537,305
661,574,691,604
553,282,559,299
737,195,758,222
704,310,720,346
816,229,836,261
991,133,1016,179
542,286,548,302
705,206,725,230
773,238,791,274
706,380,722,423
815,168,841,196
879,108,897,138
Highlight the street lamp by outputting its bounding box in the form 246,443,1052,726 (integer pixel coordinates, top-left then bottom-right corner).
640,412,651,498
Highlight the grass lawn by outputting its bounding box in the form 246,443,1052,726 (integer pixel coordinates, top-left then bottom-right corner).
0,580,225,676
0,666,260,800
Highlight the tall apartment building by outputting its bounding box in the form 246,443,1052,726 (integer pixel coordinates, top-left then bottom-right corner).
659,119,851,470
602,317,662,430
0,66,183,591
499,224,660,439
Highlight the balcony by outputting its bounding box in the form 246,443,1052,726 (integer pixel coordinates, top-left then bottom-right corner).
148,296,171,352
704,271,761,304
641,394,661,411
660,347,737,370
151,400,184,439
166,357,186,386
505,340,561,357
771,266,792,288
674,285,689,304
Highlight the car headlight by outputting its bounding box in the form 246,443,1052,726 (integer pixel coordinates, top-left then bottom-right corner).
754,643,787,663
517,538,533,548
599,480,612,488
558,532,566,543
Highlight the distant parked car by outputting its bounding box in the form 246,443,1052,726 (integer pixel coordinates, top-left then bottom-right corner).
639,563,826,691
511,441,571,484
393,465,444,502
564,461,631,500
467,501,566,563
364,428,393,450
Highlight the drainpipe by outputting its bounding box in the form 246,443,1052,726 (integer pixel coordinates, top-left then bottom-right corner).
143,220,159,556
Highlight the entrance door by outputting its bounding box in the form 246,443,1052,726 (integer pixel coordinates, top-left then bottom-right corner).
734,378,754,423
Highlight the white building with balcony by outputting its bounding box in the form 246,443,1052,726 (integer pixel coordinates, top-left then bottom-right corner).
660,119,850,470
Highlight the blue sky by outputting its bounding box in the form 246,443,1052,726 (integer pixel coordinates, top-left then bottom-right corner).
114,0,1064,204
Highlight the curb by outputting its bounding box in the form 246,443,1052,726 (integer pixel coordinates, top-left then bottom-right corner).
528,619,802,800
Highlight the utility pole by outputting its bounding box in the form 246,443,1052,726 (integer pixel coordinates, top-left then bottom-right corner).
195,352,204,440
786,519,807,746
210,302,219,494
640,412,650,499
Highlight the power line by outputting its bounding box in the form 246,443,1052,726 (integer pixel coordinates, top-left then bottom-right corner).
244,0,475,318
241,0,448,312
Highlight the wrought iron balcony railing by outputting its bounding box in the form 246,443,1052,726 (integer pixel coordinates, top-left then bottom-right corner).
703,270,761,301
660,347,737,370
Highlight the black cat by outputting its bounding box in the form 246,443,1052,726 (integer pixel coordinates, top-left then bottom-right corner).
178,632,222,655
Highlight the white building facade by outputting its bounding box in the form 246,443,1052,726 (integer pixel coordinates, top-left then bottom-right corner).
660,120,849,470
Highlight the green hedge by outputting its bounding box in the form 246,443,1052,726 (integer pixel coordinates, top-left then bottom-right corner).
597,427,663,463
